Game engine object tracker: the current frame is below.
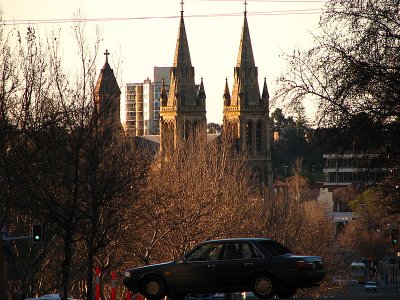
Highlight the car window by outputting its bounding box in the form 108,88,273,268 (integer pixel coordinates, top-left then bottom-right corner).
186,243,223,262
242,242,262,259
222,243,242,260
258,240,291,256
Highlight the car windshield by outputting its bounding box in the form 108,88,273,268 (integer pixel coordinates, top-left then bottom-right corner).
186,243,223,262
258,240,291,256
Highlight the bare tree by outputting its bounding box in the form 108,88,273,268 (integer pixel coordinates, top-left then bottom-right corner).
122,135,256,267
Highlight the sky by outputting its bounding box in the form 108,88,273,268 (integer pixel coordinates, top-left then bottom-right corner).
2,0,327,124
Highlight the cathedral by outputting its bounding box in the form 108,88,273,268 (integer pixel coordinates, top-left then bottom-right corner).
94,3,273,187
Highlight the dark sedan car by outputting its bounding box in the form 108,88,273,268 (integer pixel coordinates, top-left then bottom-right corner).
123,238,325,300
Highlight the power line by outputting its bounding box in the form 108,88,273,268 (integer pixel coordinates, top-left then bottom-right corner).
197,0,328,2
2,8,326,26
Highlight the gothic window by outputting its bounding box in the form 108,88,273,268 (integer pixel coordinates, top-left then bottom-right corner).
162,121,175,154
246,121,253,151
184,119,192,141
256,121,262,153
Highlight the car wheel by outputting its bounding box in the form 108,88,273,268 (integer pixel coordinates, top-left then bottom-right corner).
275,286,297,298
141,275,166,300
251,274,276,299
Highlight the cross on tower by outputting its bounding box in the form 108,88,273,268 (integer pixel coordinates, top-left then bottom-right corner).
244,0,248,15
180,1,184,16
104,49,110,62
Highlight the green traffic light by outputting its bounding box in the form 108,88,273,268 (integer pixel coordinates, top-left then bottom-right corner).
34,235,39,240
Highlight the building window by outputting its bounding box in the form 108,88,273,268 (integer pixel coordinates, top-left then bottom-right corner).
256,122,262,152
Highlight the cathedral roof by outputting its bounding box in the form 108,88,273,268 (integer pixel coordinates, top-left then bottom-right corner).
94,51,121,95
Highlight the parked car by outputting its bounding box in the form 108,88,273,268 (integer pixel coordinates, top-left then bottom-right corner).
123,238,325,300
365,281,378,292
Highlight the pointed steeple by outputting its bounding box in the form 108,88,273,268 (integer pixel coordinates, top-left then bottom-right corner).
95,49,120,95
223,77,231,106
236,11,255,68
229,7,260,107
166,3,197,107
197,77,206,103
262,77,269,100
173,9,192,68
94,49,122,132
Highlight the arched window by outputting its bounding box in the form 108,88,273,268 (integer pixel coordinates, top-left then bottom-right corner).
184,119,192,141
246,121,253,151
256,121,262,152
162,121,175,154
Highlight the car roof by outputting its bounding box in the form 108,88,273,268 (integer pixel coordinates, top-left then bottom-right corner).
204,238,273,243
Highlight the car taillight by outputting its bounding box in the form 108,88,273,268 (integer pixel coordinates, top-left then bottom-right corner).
297,261,314,270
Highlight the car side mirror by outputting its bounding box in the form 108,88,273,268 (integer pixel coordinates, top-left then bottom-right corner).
178,256,187,264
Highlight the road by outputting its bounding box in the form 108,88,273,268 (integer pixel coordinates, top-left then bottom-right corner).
297,284,399,300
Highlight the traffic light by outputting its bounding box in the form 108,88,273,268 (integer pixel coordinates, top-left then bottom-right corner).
32,224,43,244
390,228,399,246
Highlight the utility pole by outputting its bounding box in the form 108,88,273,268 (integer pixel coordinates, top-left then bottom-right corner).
0,238,8,300
1,225,40,300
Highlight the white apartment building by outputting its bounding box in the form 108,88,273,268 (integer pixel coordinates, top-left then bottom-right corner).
124,67,170,136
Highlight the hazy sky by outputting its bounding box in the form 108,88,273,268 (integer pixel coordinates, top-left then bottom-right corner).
2,0,326,123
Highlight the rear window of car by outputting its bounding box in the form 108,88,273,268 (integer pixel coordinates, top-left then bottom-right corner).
257,240,291,256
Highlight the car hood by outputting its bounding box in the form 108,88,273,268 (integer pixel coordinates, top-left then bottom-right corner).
289,255,322,261
127,261,177,273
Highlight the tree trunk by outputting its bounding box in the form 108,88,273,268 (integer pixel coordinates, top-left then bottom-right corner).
61,230,73,300
0,239,8,300
86,247,95,300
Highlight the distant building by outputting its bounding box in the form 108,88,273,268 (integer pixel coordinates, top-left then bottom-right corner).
323,153,380,186
124,67,171,136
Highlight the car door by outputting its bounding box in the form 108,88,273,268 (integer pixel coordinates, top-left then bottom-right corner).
172,242,224,292
210,242,261,290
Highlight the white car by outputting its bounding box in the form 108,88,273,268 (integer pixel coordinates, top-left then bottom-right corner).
365,281,378,292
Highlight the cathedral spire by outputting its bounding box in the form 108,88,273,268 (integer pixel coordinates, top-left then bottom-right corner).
173,2,192,68
236,6,255,68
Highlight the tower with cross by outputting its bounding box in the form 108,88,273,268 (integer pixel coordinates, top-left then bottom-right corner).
222,1,273,187
159,0,207,156
94,49,122,133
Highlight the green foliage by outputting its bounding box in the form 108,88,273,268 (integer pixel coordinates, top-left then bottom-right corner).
270,108,323,179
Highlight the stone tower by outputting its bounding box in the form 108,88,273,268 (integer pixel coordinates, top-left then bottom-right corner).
159,5,207,155
223,8,273,187
94,50,122,132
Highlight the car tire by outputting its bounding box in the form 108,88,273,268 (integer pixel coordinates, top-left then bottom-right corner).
141,275,166,300
275,286,297,298
251,274,276,299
